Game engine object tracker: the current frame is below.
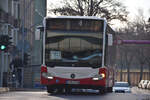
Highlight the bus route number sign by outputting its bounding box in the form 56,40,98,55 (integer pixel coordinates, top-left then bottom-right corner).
50,51,62,60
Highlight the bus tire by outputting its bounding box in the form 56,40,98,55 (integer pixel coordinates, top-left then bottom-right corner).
65,88,71,94
99,87,106,94
47,86,55,94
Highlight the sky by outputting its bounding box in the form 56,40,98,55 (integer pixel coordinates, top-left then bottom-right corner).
121,0,150,19
47,0,150,28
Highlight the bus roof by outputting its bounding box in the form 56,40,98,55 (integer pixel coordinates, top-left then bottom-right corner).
45,16,106,21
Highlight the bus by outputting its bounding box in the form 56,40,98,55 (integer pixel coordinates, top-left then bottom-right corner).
40,16,116,94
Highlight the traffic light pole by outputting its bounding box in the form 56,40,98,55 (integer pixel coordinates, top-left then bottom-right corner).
0,51,4,87
20,0,25,88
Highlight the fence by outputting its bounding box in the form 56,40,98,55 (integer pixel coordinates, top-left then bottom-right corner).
116,71,150,86
8,66,150,88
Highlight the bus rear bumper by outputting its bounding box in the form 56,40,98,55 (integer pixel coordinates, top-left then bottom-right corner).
41,76,106,89
46,84,105,90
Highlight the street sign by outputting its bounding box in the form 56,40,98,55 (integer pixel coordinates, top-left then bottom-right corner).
108,34,113,46
35,29,40,40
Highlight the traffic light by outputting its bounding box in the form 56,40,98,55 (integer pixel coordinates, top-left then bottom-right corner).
0,35,12,52
24,53,30,65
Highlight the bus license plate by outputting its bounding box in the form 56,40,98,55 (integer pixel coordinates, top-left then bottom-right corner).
66,80,80,84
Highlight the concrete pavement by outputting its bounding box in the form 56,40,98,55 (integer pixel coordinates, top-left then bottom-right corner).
0,90,146,100
131,87,150,95
0,87,150,100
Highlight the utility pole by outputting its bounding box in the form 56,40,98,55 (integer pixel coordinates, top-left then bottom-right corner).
20,0,25,88
0,33,12,87
0,52,4,87
22,0,25,66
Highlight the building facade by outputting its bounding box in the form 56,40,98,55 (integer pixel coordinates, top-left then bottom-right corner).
0,0,20,87
19,0,46,88
0,0,46,88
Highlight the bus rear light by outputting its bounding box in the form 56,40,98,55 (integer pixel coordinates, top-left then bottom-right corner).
92,73,105,81
92,77,99,81
41,65,47,73
99,68,107,78
41,65,54,79
47,76,53,79
100,73,105,78
92,74,100,80
41,72,53,79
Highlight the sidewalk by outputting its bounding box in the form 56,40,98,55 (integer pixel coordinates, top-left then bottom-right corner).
132,87,150,95
9,88,46,91
0,87,45,94
0,87,9,94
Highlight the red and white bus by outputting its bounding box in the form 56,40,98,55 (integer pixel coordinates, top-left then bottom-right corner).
41,16,115,94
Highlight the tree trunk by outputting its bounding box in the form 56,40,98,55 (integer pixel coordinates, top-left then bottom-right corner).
149,63,150,80
127,66,130,85
120,66,123,81
139,64,143,81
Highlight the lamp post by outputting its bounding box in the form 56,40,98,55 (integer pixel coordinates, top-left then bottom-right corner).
0,51,4,87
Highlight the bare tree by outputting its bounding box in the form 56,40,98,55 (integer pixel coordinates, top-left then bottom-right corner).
146,57,150,80
116,8,150,85
124,46,134,85
117,45,126,82
117,40,134,85
49,0,128,22
126,9,150,34
118,51,124,81
135,48,147,81
146,17,150,33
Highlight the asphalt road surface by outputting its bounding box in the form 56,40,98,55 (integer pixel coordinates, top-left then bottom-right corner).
0,88,150,100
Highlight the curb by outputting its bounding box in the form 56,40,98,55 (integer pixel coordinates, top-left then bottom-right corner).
0,87,46,94
0,87,45,94
9,88,46,91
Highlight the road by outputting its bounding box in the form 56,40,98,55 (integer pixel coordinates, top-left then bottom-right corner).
0,88,150,100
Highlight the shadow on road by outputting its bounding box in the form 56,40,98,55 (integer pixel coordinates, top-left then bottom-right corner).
47,91,108,100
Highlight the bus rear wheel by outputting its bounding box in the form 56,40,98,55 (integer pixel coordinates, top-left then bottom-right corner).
47,86,55,94
99,87,106,94
65,88,72,94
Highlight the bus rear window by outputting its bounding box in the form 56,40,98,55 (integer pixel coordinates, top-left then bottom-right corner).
46,18,104,32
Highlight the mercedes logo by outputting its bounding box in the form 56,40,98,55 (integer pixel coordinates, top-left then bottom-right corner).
71,73,75,79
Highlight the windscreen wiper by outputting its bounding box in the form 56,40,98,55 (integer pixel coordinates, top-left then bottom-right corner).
62,58,78,62
61,53,102,62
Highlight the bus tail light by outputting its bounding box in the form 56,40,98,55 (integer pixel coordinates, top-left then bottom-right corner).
41,65,47,73
41,65,53,79
41,72,54,79
92,73,106,81
92,68,107,81
100,73,105,78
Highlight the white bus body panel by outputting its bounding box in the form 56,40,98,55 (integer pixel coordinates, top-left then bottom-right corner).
47,67,99,79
